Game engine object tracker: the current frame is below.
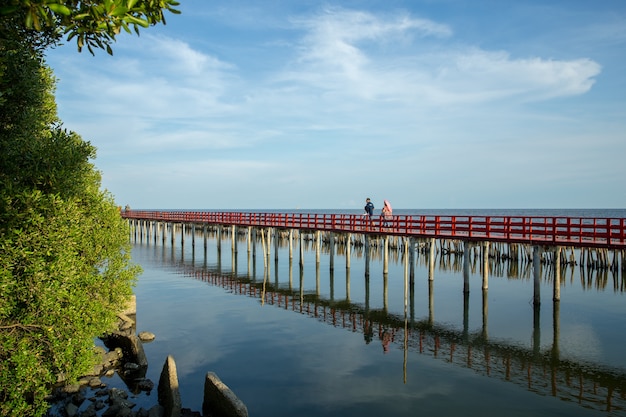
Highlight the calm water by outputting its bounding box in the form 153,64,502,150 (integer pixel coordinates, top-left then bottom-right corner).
117,209,626,416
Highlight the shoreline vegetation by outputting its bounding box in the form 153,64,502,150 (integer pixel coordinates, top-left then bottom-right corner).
1,3,180,415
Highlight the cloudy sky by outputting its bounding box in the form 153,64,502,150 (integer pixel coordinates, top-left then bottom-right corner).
45,0,625,210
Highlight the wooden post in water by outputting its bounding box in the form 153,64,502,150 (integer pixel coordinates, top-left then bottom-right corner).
346,233,352,269
428,238,435,281
266,228,272,271
191,224,196,257
216,225,222,255
289,229,293,260
482,241,489,290
553,246,561,302
316,260,321,297
533,246,541,306
364,236,370,277
403,238,409,384
316,231,321,265
260,228,268,269
404,238,409,316
232,226,238,275
265,228,271,262
409,238,415,286
251,228,257,276
345,266,351,303
329,233,335,271
383,236,389,275
463,242,470,294
299,231,304,268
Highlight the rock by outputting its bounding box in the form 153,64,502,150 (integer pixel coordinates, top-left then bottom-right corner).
139,331,156,342
81,404,98,417
88,377,103,388
124,362,141,372
101,332,148,368
158,355,181,417
181,408,202,417
102,403,133,417
136,378,155,391
148,405,165,417
118,313,135,331
64,402,78,417
109,387,129,403
202,372,248,417
62,384,81,394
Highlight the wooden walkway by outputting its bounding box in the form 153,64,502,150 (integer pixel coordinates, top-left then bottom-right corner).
121,210,626,249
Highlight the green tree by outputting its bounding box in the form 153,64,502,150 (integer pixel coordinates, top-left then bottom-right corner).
0,2,157,415
0,0,180,54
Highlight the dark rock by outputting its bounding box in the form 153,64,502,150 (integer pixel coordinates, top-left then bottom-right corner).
80,403,98,417
135,378,155,392
102,403,133,417
147,405,165,417
64,402,78,417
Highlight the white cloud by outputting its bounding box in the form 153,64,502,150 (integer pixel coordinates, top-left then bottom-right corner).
44,3,624,209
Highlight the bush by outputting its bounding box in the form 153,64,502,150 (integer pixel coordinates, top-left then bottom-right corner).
0,22,140,416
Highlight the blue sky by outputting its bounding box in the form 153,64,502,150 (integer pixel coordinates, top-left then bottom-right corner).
45,0,626,210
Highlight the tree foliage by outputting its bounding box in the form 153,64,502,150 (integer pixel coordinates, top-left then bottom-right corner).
0,6,145,416
0,0,181,54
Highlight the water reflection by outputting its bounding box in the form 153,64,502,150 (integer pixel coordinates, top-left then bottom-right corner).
133,224,626,415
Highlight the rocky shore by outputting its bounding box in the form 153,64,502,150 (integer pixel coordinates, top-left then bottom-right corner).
44,296,248,417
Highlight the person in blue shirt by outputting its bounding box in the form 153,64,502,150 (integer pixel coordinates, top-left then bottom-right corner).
364,198,374,219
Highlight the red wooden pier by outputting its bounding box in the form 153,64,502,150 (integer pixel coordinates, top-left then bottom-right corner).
121,210,626,249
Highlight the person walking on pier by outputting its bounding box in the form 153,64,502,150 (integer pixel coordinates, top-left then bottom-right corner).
381,199,392,227
363,198,375,228
364,198,374,218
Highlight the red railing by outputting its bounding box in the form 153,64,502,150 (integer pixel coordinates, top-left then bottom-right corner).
121,210,626,249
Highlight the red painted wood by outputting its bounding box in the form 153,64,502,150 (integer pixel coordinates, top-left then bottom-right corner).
121,211,626,249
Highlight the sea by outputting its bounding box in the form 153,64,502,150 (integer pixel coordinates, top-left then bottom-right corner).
67,209,626,416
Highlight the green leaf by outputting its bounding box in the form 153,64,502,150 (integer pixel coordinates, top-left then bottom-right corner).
109,5,129,17
125,15,149,28
0,5,20,16
46,4,71,16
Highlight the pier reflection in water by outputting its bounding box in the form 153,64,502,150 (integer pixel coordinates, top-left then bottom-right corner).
130,224,626,417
